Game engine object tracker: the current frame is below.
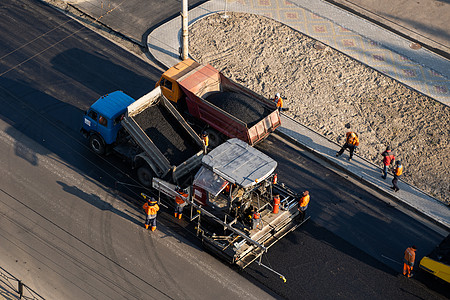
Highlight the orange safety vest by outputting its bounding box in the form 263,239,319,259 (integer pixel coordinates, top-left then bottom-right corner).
273,174,278,185
202,135,209,147
299,194,310,208
143,202,159,216
346,132,359,146
275,97,283,108
175,191,188,204
253,212,260,219
395,164,403,176
404,247,416,265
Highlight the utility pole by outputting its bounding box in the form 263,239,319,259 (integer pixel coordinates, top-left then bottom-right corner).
181,0,189,60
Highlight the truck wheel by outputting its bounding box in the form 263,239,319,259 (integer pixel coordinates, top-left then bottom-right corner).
205,128,223,148
137,166,153,187
89,134,106,155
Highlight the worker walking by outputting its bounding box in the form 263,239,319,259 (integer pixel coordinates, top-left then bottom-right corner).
297,191,310,222
142,197,159,231
403,245,417,277
391,160,403,192
381,146,395,179
273,93,284,111
336,128,359,161
174,186,188,219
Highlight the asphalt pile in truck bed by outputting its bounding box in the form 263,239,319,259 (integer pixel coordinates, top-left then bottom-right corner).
133,104,199,166
205,91,272,127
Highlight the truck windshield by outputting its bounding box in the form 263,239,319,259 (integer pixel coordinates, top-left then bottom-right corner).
88,110,98,121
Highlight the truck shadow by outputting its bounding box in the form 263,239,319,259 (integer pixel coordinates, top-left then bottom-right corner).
0,46,163,229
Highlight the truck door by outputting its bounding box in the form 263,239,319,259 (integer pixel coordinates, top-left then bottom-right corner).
96,114,111,143
158,77,177,103
83,109,98,132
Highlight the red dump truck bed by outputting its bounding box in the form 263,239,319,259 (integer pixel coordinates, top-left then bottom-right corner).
158,59,281,146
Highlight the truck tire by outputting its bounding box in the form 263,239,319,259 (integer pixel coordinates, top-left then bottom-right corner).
205,128,223,148
137,166,153,187
89,134,106,155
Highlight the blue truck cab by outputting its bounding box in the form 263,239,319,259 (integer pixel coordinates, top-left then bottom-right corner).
81,91,135,154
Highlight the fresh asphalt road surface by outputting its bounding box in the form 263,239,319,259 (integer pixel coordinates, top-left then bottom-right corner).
253,135,449,299
0,0,448,299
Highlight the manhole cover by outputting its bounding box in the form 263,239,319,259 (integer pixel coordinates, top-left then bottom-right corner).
314,42,326,50
410,42,422,50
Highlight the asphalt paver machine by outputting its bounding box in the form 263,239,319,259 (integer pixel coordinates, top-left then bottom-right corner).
153,138,306,278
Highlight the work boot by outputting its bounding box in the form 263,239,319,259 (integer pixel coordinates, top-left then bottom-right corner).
151,226,156,231
178,214,182,219
145,224,149,229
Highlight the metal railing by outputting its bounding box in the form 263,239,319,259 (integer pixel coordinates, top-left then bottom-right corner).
0,266,45,299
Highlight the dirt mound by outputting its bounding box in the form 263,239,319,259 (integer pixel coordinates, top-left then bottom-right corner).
189,12,450,204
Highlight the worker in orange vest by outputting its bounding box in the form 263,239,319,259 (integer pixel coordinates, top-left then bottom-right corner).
201,131,209,151
336,129,359,161
142,197,159,231
252,209,261,230
174,186,188,219
403,245,417,277
391,160,403,192
298,191,310,222
273,93,284,111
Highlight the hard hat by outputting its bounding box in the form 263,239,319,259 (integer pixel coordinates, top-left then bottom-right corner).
303,191,309,196
202,131,208,136
276,93,280,98
397,160,401,164
149,197,157,205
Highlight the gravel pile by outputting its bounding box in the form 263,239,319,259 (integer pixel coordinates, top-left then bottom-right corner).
205,91,271,127
133,104,199,166
189,12,450,204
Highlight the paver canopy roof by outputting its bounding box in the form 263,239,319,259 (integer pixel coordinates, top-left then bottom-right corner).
201,138,277,188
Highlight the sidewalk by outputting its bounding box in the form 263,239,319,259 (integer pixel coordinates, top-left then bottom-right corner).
147,0,450,230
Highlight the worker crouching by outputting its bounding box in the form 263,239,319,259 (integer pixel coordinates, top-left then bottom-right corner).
142,197,159,231
174,186,188,219
336,125,359,161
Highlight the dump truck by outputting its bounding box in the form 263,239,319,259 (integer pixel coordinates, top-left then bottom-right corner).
156,59,281,147
419,234,450,283
80,86,204,186
152,138,305,277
